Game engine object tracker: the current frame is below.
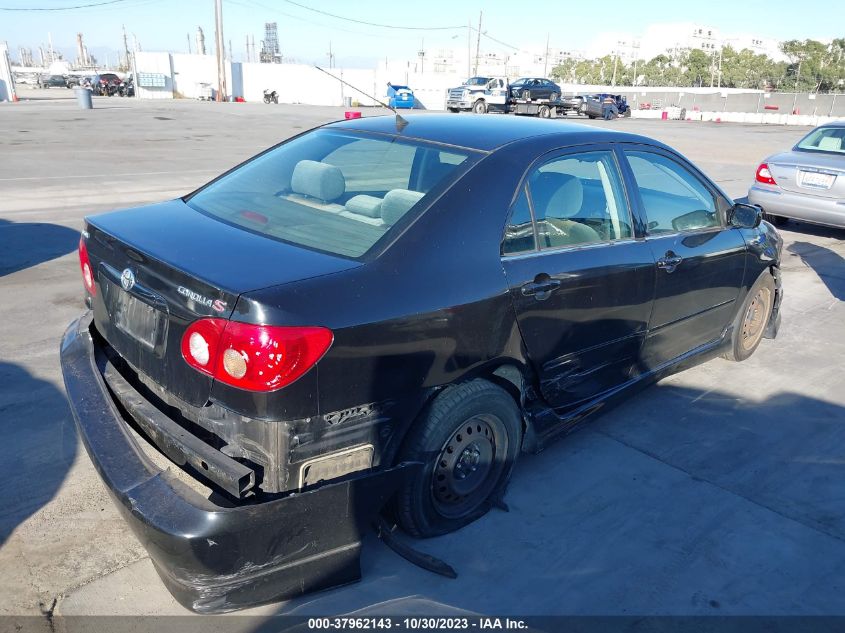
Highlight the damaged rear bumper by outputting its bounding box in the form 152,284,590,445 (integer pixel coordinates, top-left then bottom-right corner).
60,312,415,613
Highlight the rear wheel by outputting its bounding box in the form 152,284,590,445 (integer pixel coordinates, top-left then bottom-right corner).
723,272,775,362
473,99,488,114
394,379,521,538
447,107,460,113
538,104,551,118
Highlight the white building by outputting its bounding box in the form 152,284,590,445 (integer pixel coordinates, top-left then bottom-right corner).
588,22,786,64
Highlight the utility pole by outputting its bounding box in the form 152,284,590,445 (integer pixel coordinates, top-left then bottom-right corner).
228,38,232,62
473,11,482,76
131,33,139,97
245,35,250,62
214,0,227,101
543,33,549,77
122,25,131,70
187,33,192,54
466,19,471,78
328,41,334,68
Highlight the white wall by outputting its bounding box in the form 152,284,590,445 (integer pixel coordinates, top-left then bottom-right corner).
134,51,174,100
171,53,217,99
135,52,472,109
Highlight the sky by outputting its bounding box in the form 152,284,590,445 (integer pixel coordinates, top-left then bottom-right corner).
1,0,842,67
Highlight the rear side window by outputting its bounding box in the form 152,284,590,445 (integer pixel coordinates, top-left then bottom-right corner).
795,127,845,154
624,151,719,234
502,187,535,255
186,130,475,258
525,150,632,249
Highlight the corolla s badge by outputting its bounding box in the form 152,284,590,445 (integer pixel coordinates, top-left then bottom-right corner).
178,285,227,313
120,268,136,291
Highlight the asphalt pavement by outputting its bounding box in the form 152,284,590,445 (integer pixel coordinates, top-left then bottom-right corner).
2,90,845,629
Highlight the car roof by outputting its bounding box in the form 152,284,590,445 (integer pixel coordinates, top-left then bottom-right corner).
328,113,656,152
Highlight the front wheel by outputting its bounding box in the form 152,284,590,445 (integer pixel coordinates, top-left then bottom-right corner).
447,107,460,113
472,99,488,114
393,379,522,538
723,272,775,362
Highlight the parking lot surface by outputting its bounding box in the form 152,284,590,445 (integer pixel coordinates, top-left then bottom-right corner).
2,92,845,626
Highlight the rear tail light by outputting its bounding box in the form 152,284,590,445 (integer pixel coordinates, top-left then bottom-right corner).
78,236,96,295
755,163,777,185
181,318,333,392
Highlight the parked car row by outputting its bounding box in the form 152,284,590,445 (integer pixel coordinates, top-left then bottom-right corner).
16,72,132,96
446,75,629,119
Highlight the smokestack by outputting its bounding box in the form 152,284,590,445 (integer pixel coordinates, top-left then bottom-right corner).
76,33,85,66
196,26,206,56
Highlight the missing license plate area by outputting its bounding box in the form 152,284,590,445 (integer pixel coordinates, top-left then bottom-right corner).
299,445,374,488
799,170,835,189
114,289,161,349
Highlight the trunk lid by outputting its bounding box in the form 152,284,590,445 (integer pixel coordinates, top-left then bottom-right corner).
767,150,845,200
86,199,359,406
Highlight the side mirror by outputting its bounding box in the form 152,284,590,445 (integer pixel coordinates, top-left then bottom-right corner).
728,203,762,229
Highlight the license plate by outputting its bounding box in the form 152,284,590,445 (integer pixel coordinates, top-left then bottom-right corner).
798,170,835,189
114,289,161,349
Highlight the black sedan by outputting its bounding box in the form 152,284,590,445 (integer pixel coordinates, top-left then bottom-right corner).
509,77,561,102
62,114,783,613
37,74,70,88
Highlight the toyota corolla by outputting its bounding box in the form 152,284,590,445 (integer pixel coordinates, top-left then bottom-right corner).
61,114,783,613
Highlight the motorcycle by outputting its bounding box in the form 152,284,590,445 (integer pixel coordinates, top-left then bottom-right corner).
263,89,278,104
118,80,134,97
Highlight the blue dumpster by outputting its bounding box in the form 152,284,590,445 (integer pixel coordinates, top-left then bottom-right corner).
387,83,415,109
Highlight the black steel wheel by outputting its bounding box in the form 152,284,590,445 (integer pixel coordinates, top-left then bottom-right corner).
723,272,775,362
393,379,521,537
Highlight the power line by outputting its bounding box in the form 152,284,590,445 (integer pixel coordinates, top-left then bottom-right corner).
281,0,465,31
0,0,132,10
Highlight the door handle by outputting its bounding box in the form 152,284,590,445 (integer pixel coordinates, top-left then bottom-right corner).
656,252,683,273
521,278,561,299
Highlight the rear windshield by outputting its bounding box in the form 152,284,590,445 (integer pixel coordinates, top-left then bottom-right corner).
186,129,476,258
795,126,845,155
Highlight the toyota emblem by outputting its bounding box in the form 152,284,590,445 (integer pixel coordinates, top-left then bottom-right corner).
120,268,136,291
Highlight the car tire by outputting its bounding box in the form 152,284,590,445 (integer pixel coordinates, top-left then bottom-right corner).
473,99,487,114
723,272,776,362
447,107,460,113
550,93,559,102
588,115,596,119
394,379,522,538
579,102,587,114
538,104,551,118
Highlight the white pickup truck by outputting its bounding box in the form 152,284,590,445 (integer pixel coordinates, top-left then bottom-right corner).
446,76,509,114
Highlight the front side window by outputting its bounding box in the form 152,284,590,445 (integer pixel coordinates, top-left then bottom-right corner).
186,130,475,258
525,150,632,249
624,150,719,235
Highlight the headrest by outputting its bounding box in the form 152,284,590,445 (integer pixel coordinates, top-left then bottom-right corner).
291,160,345,202
345,195,383,218
381,189,425,225
530,172,584,218
818,136,842,151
